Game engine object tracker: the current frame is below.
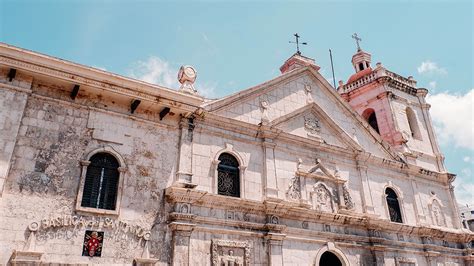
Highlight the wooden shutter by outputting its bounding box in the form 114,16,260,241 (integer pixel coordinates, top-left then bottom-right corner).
81,153,120,210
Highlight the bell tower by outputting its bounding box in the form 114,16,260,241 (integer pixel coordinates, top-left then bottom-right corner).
337,36,445,172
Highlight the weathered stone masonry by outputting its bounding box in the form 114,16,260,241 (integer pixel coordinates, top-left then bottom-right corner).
0,43,473,266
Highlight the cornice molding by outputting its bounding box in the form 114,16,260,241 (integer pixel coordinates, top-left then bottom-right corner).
165,187,473,243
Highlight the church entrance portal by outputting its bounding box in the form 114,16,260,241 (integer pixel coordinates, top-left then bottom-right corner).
319,251,343,266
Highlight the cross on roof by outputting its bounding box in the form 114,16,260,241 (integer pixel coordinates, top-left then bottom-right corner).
289,33,307,55
352,33,362,51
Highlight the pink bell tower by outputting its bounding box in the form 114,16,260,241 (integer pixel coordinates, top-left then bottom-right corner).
337,35,445,172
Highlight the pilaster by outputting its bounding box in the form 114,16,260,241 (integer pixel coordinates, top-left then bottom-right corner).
262,139,279,199
417,89,445,172
355,154,376,215
0,79,31,197
175,116,197,188
265,232,286,266
170,222,195,266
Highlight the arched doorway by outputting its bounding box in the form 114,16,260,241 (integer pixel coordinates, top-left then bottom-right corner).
319,251,342,266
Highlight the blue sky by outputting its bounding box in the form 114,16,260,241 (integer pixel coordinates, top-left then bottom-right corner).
1,0,473,204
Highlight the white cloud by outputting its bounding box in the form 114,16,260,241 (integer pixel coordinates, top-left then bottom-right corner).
428,81,437,89
128,56,216,98
454,169,474,205
417,60,447,75
427,89,474,150
129,56,178,89
464,156,471,163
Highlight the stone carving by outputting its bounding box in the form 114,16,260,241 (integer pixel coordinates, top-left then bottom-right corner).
369,229,381,238
342,184,354,210
397,234,404,241
442,240,449,247
180,203,190,214
304,117,321,135
286,175,301,200
269,215,279,224
431,200,445,227
422,236,432,244
260,99,269,123
323,224,331,232
304,83,313,103
302,221,308,229
220,250,242,266
178,65,197,94
313,183,334,213
211,239,251,266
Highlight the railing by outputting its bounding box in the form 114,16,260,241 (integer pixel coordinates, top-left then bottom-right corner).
339,71,378,93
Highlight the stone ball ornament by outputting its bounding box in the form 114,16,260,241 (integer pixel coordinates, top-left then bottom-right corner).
28,221,40,232
178,65,197,84
178,65,198,95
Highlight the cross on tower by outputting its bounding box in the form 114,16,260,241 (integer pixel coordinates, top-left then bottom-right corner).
352,33,362,51
289,33,307,55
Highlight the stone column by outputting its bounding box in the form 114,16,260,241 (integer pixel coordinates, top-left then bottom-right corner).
175,116,197,188
170,222,195,266
263,139,279,199
265,233,286,266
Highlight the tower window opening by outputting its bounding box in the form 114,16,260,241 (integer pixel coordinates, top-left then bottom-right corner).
362,108,380,134
359,63,364,71
406,107,421,140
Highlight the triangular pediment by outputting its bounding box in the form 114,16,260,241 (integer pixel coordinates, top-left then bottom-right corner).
271,104,352,150
204,66,403,161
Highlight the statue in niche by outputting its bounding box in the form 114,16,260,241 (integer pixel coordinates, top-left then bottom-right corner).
286,175,301,200
313,184,334,213
220,250,243,266
431,201,444,226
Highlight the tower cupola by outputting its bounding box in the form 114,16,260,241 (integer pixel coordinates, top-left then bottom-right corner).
351,49,372,72
350,33,372,72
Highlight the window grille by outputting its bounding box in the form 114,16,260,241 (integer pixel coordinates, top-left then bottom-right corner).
217,153,240,197
81,153,120,210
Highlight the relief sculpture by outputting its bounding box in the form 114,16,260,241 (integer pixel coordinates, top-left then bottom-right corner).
313,183,334,213
342,184,354,210
211,239,251,266
286,175,301,200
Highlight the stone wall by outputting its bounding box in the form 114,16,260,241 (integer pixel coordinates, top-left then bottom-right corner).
0,75,180,265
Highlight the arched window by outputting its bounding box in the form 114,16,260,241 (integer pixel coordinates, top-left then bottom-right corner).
386,188,403,223
81,153,120,210
362,108,380,134
358,62,364,71
406,107,421,140
217,153,240,197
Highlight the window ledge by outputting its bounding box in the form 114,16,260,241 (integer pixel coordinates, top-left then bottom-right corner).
75,206,120,217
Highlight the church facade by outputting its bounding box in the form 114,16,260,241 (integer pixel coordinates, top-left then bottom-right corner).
0,42,473,266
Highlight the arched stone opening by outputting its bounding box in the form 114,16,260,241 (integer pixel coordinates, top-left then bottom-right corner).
314,242,349,266
319,251,343,266
362,108,380,134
